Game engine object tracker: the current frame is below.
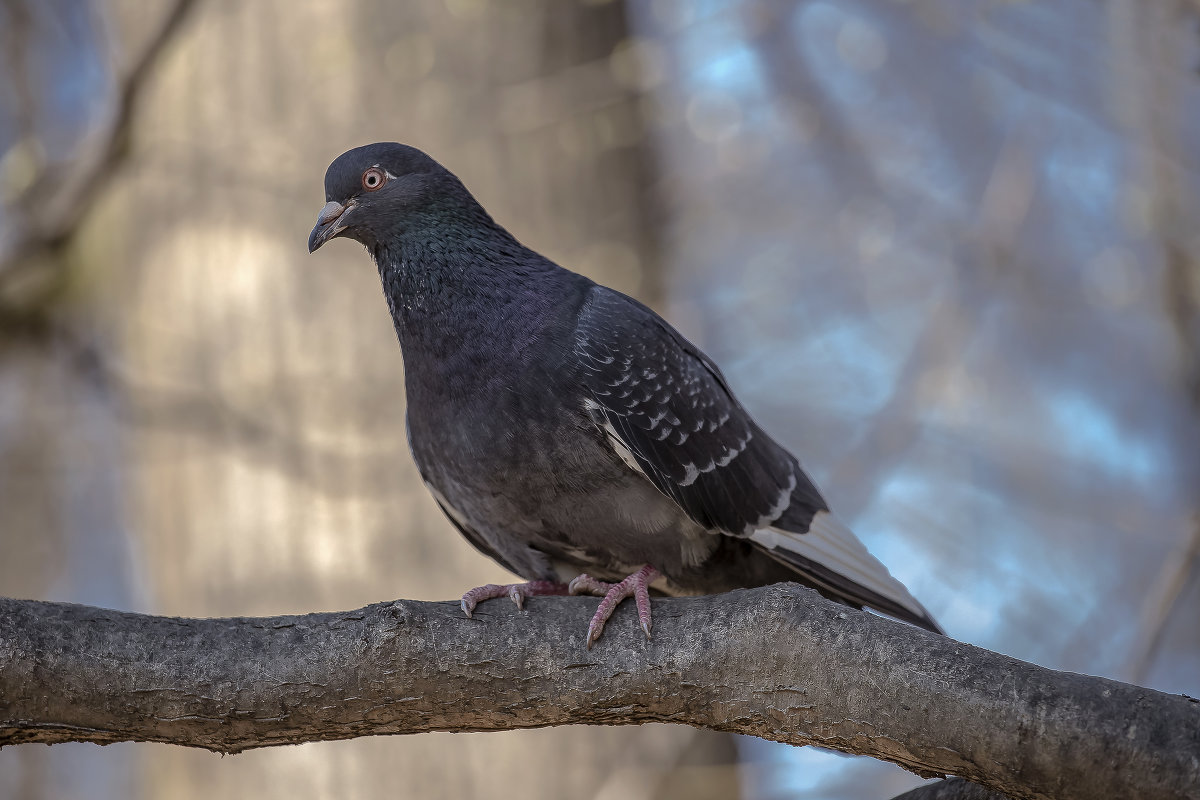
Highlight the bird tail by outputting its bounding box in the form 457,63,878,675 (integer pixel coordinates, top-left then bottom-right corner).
751,511,944,635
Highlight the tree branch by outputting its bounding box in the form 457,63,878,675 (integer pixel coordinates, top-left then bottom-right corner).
1,585,1196,800
0,0,197,279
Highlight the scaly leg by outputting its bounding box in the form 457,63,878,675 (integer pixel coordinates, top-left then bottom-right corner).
569,565,660,649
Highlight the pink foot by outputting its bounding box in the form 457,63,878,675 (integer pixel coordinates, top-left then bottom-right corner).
568,565,660,649
460,580,569,618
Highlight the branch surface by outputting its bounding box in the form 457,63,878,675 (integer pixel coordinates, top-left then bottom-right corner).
1,585,1196,800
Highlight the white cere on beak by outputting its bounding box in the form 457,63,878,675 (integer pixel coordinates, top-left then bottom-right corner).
317,200,346,225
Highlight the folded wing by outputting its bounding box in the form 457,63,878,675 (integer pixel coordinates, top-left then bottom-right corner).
573,286,941,633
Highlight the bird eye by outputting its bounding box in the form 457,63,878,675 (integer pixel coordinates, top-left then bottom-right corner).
362,167,386,192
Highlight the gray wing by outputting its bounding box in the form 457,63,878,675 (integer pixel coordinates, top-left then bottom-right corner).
572,286,828,537
572,286,943,634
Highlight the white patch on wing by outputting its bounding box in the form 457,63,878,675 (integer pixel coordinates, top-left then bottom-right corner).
742,467,797,533
717,431,752,466
582,398,646,477
678,432,754,487
751,511,927,619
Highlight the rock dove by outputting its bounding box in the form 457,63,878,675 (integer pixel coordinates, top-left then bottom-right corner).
309,142,943,646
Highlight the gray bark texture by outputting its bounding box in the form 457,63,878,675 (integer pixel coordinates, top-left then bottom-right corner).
1,584,1197,800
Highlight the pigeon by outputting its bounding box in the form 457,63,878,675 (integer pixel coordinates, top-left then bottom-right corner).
309,142,943,647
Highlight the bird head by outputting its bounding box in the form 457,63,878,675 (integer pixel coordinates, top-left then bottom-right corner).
307,142,463,253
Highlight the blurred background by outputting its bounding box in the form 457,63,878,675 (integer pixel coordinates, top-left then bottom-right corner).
1,0,1197,798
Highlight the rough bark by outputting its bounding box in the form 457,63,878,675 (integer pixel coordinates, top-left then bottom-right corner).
0,585,1196,800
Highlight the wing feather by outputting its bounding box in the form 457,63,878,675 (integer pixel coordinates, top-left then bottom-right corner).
572,286,942,633
574,287,821,535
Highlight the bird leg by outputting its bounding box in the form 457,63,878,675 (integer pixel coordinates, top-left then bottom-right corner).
568,565,660,649
460,580,569,618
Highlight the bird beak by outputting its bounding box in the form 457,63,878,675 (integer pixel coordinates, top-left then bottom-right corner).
308,200,355,253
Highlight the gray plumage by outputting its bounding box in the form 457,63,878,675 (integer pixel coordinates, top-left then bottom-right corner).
309,142,942,635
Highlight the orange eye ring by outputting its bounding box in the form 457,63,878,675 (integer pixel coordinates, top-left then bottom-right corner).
362,167,387,192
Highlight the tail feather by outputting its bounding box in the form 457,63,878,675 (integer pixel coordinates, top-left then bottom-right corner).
752,511,944,635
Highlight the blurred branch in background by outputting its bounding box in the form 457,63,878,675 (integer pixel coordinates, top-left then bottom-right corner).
819,122,1035,521
114,374,405,498
3,586,1198,800
1126,516,1200,684
1108,0,1200,685
0,1,37,147
0,0,196,334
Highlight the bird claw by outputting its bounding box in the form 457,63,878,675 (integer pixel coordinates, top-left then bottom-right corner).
459,580,568,619
573,565,660,649
568,574,611,596
459,570,659,648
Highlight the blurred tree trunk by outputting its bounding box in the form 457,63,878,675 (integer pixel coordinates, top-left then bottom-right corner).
1107,0,1200,686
